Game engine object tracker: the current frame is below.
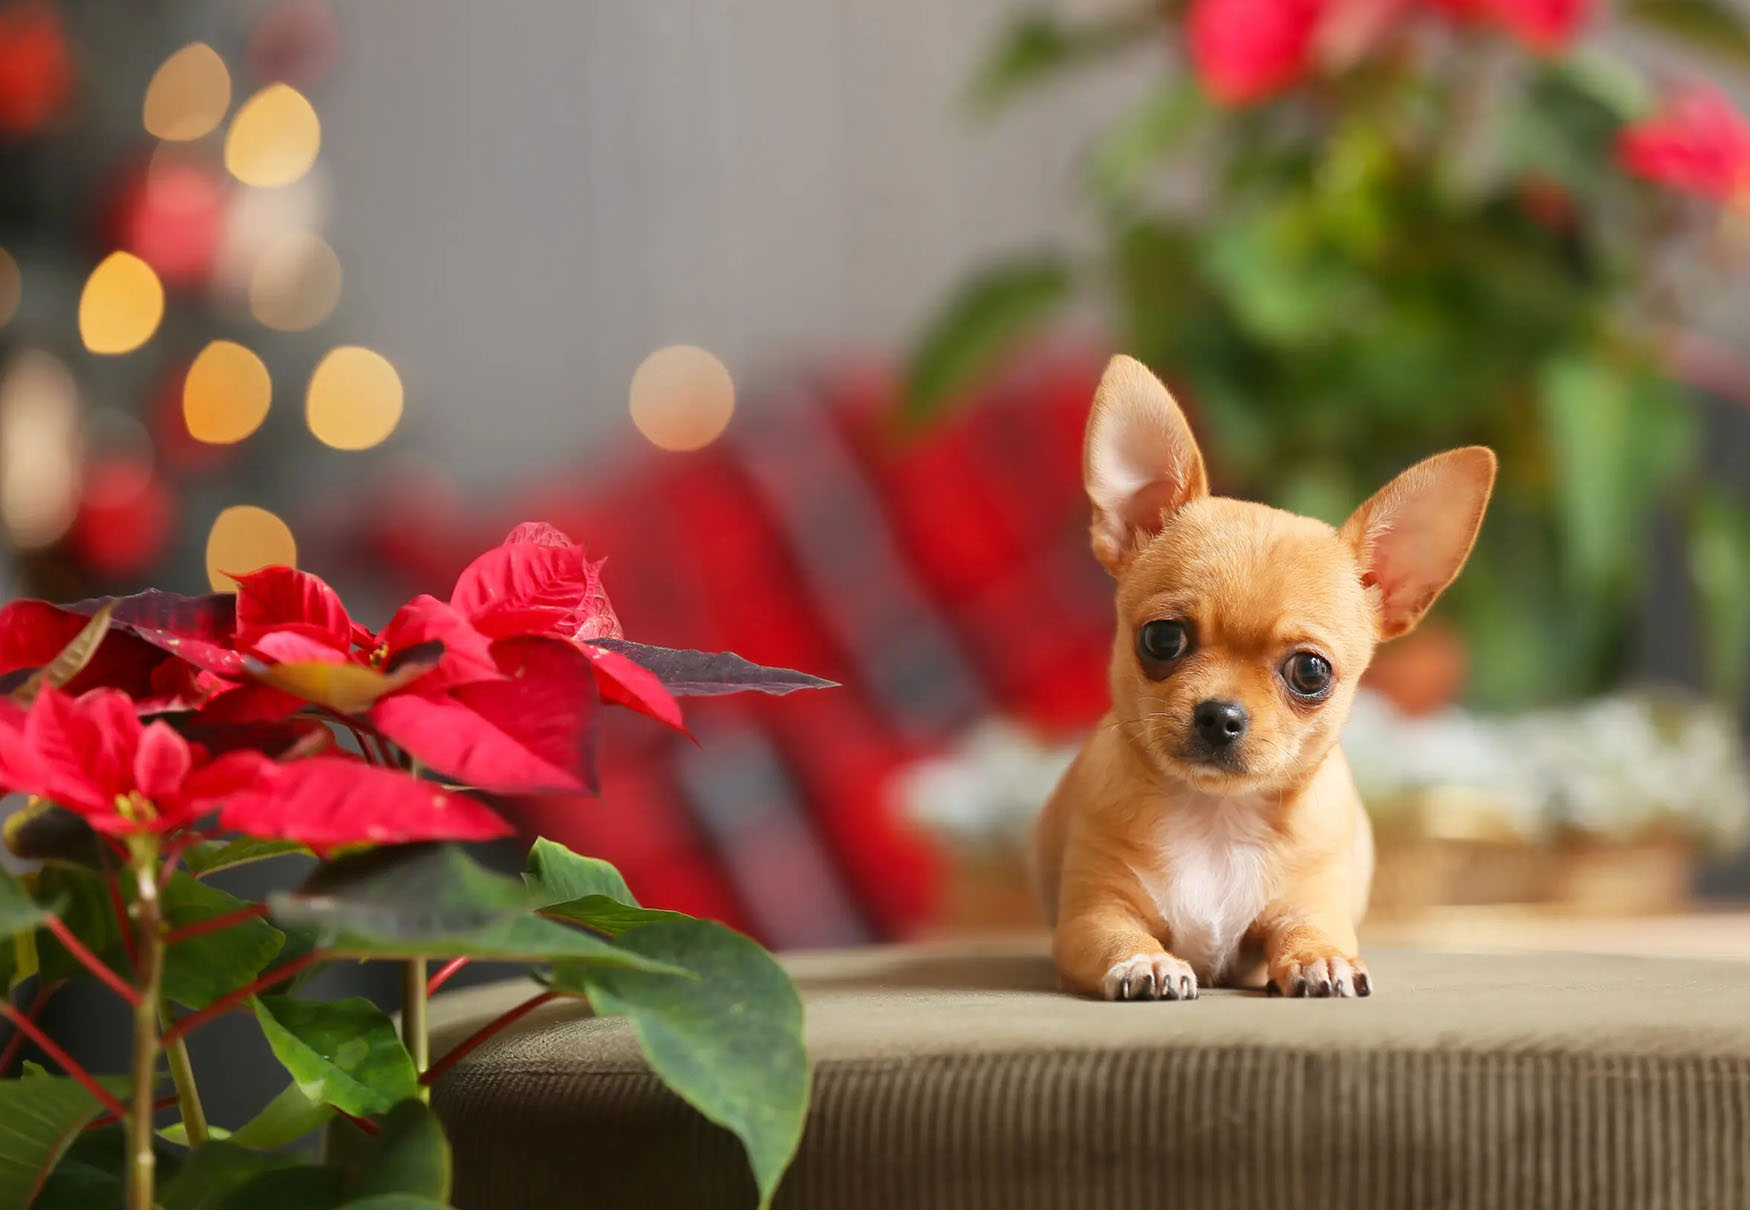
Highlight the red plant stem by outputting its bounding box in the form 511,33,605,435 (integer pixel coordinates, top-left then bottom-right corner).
44,916,140,1007
0,982,58,1075
335,1109,380,1137
0,1001,127,1118
89,1095,177,1131
426,957,469,996
162,903,269,946
161,950,327,1044
420,991,557,1088
103,872,138,973
316,707,380,764
155,833,198,892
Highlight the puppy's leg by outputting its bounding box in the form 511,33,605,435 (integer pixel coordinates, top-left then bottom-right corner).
1053,901,1198,1002
1258,870,1370,999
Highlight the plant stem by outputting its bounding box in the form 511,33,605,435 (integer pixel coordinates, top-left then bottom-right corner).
0,1001,126,1117
43,915,140,1006
0,981,60,1076
162,903,268,946
161,950,327,1045
421,991,558,1088
127,850,165,1210
160,1007,208,1147
402,959,429,1102
426,957,468,996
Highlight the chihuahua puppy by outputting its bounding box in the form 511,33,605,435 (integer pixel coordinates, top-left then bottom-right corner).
1032,356,1494,1000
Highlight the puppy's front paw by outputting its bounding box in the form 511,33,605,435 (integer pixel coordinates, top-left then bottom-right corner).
1266,952,1371,999
1101,953,1199,1002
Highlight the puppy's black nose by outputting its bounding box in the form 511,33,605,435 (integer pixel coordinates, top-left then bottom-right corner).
1193,699,1248,748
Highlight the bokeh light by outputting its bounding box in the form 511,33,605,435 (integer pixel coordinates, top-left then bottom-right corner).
213,169,329,296
628,344,736,452
0,351,82,549
122,153,226,287
78,251,164,354
306,346,403,450
249,229,341,330
184,340,272,445
142,42,231,141
0,246,18,329
223,83,320,188
205,504,297,590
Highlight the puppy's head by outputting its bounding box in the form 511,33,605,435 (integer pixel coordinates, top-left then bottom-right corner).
1085,355,1495,794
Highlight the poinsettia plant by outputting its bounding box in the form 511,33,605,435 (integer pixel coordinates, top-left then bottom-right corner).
0,522,833,1210
911,0,1750,711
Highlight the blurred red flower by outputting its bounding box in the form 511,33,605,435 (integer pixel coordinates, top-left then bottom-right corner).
0,688,262,836
1619,85,1750,203
1492,0,1590,52
0,1,71,136
1188,0,1324,105
1422,0,1589,50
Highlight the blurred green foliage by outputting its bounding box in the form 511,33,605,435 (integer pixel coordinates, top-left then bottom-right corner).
905,5,1750,711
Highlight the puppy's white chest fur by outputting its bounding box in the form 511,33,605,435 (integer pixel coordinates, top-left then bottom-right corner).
1133,791,1274,984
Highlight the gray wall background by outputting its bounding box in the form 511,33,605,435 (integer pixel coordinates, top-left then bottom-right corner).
316,0,1147,488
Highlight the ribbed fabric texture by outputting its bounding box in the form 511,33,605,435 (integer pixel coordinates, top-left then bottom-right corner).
424,944,1750,1210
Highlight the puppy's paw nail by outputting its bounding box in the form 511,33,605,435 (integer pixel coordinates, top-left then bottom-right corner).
1271,954,1370,1001
1101,954,1199,1003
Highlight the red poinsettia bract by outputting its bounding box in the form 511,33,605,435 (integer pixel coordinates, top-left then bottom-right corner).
0,688,261,837
1619,85,1750,205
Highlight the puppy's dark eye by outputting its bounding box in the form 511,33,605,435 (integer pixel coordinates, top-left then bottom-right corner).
1282,652,1333,699
1138,620,1190,663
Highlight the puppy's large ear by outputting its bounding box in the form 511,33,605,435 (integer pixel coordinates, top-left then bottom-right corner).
1084,355,1208,574
1340,447,1496,640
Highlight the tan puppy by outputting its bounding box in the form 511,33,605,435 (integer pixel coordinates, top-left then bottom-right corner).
1033,356,1495,1000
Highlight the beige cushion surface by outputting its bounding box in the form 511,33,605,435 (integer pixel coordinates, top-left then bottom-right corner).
427,941,1750,1210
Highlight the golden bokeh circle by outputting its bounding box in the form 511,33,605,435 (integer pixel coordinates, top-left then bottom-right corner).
306,346,403,450
184,341,272,445
143,43,232,141
249,230,341,330
224,83,320,188
628,344,735,452
78,252,165,355
205,504,297,590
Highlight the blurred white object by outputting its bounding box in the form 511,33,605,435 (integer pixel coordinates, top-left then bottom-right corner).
897,689,1750,853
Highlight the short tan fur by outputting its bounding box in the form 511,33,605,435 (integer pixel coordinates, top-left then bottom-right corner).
1033,355,1495,1000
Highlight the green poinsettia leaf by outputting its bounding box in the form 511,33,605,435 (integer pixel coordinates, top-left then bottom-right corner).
216,1165,346,1210
36,1123,182,1210
336,1198,450,1210
549,917,808,1209
539,895,686,938
228,1083,334,1150
967,10,1154,114
0,867,49,940
159,1141,326,1210
902,257,1074,425
183,837,313,878
523,837,637,908
337,1100,450,1204
271,844,681,972
2,802,103,871
1627,0,1750,65
0,1069,128,1210
251,995,420,1118
29,867,124,987
162,875,286,1011
1687,489,1750,706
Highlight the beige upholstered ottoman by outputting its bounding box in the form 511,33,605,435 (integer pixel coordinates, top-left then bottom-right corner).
426,941,1750,1209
